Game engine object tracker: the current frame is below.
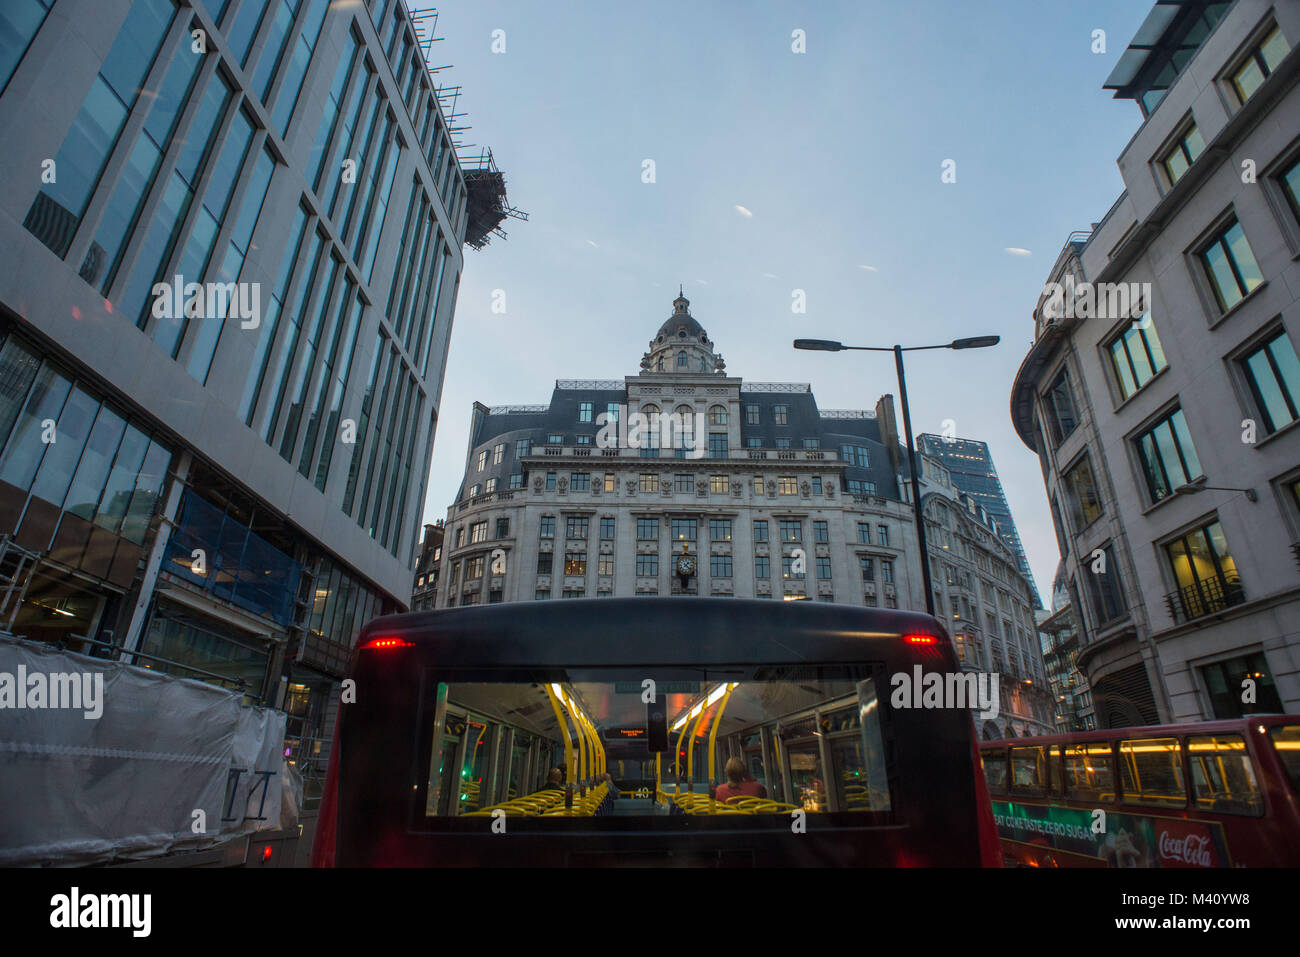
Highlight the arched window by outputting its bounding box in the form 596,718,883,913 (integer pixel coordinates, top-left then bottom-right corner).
676,350,688,368
708,405,727,426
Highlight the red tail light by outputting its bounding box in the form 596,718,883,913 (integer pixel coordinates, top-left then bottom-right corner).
361,636,413,650
903,634,938,645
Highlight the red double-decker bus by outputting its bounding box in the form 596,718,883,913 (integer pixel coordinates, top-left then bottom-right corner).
980,716,1300,867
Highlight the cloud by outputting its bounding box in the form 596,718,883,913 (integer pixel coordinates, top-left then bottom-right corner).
586,240,598,248
762,272,779,279
858,264,878,272
695,279,708,285
733,205,753,218
1004,247,1032,257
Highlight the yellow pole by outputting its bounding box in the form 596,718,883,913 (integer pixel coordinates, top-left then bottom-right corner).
544,685,575,788
655,753,662,802
674,720,689,783
707,684,736,784
575,701,598,780
685,693,712,794
568,692,587,785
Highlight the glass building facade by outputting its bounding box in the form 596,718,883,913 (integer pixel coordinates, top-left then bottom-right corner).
0,0,481,801
917,433,1042,609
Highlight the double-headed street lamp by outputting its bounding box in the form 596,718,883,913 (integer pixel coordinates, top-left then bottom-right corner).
793,336,1000,617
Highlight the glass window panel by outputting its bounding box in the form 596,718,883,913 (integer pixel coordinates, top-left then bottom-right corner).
1259,26,1290,73
0,338,41,445
121,439,171,543
94,425,149,534
0,365,71,495
63,404,126,520
26,79,128,255
1225,223,1263,296
1188,735,1263,815
30,386,99,509
1203,239,1241,310
99,0,173,105
1118,738,1185,807
0,0,53,97
225,0,268,66
250,0,294,102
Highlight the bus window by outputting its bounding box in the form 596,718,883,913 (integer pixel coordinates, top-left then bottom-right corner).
1063,743,1114,803
1269,725,1300,793
1188,735,1263,816
1009,746,1048,794
1118,737,1185,808
981,750,1008,794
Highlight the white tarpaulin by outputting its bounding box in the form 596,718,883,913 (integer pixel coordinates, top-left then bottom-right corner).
0,635,287,866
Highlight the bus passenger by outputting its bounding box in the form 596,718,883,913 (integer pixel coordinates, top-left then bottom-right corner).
714,757,767,802
602,772,619,798
542,768,565,791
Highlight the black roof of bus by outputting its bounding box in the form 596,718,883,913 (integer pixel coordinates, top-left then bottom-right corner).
359,597,948,668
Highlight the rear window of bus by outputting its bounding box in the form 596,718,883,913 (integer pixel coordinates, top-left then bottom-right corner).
1118,737,1185,807
1268,725,1300,794
413,666,896,825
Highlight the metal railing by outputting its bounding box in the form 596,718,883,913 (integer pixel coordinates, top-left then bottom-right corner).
1164,575,1246,625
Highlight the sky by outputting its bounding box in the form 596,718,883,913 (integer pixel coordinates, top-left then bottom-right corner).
414,0,1155,604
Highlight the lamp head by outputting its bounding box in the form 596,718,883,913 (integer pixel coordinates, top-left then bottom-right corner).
793,339,844,352
950,336,1000,350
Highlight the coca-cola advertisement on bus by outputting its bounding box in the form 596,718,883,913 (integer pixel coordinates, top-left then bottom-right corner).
990,801,1230,867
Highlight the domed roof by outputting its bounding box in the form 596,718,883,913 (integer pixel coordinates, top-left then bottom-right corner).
655,313,706,341
654,289,708,343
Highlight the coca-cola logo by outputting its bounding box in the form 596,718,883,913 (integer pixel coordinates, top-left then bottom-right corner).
1159,830,1212,866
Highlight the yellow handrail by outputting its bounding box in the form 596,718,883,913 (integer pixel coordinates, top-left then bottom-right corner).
707,684,736,784
685,692,712,793
544,684,576,789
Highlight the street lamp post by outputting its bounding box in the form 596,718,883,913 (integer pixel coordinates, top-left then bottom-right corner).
793,335,1000,619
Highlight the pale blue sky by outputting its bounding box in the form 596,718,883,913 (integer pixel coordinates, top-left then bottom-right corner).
417,0,1155,602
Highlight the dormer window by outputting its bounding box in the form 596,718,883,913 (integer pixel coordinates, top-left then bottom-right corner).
677,351,688,368
678,328,687,338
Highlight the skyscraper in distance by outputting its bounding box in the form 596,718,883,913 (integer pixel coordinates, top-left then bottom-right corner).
917,433,1041,609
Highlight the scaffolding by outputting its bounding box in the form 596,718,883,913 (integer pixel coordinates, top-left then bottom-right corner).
407,6,527,250
460,148,528,250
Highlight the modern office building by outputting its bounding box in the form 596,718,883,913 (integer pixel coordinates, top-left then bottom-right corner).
1010,0,1300,725
916,456,1056,737
433,292,1052,738
0,0,503,780
411,519,443,610
916,433,1042,609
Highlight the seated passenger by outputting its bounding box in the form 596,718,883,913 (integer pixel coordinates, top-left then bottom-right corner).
602,772,619,798
714,757,767,802
541,768,566,791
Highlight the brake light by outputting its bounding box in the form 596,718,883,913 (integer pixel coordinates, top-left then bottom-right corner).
262,845,273,862
903,634,938,645
362,636,413,650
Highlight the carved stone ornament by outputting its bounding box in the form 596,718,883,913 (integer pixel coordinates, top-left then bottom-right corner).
731,481,742,495
800,480,811,496
626,479,638,494
592,482,602,495
766,480,777,496
557,477,568,491
532,476,544,491
826,482,836,497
